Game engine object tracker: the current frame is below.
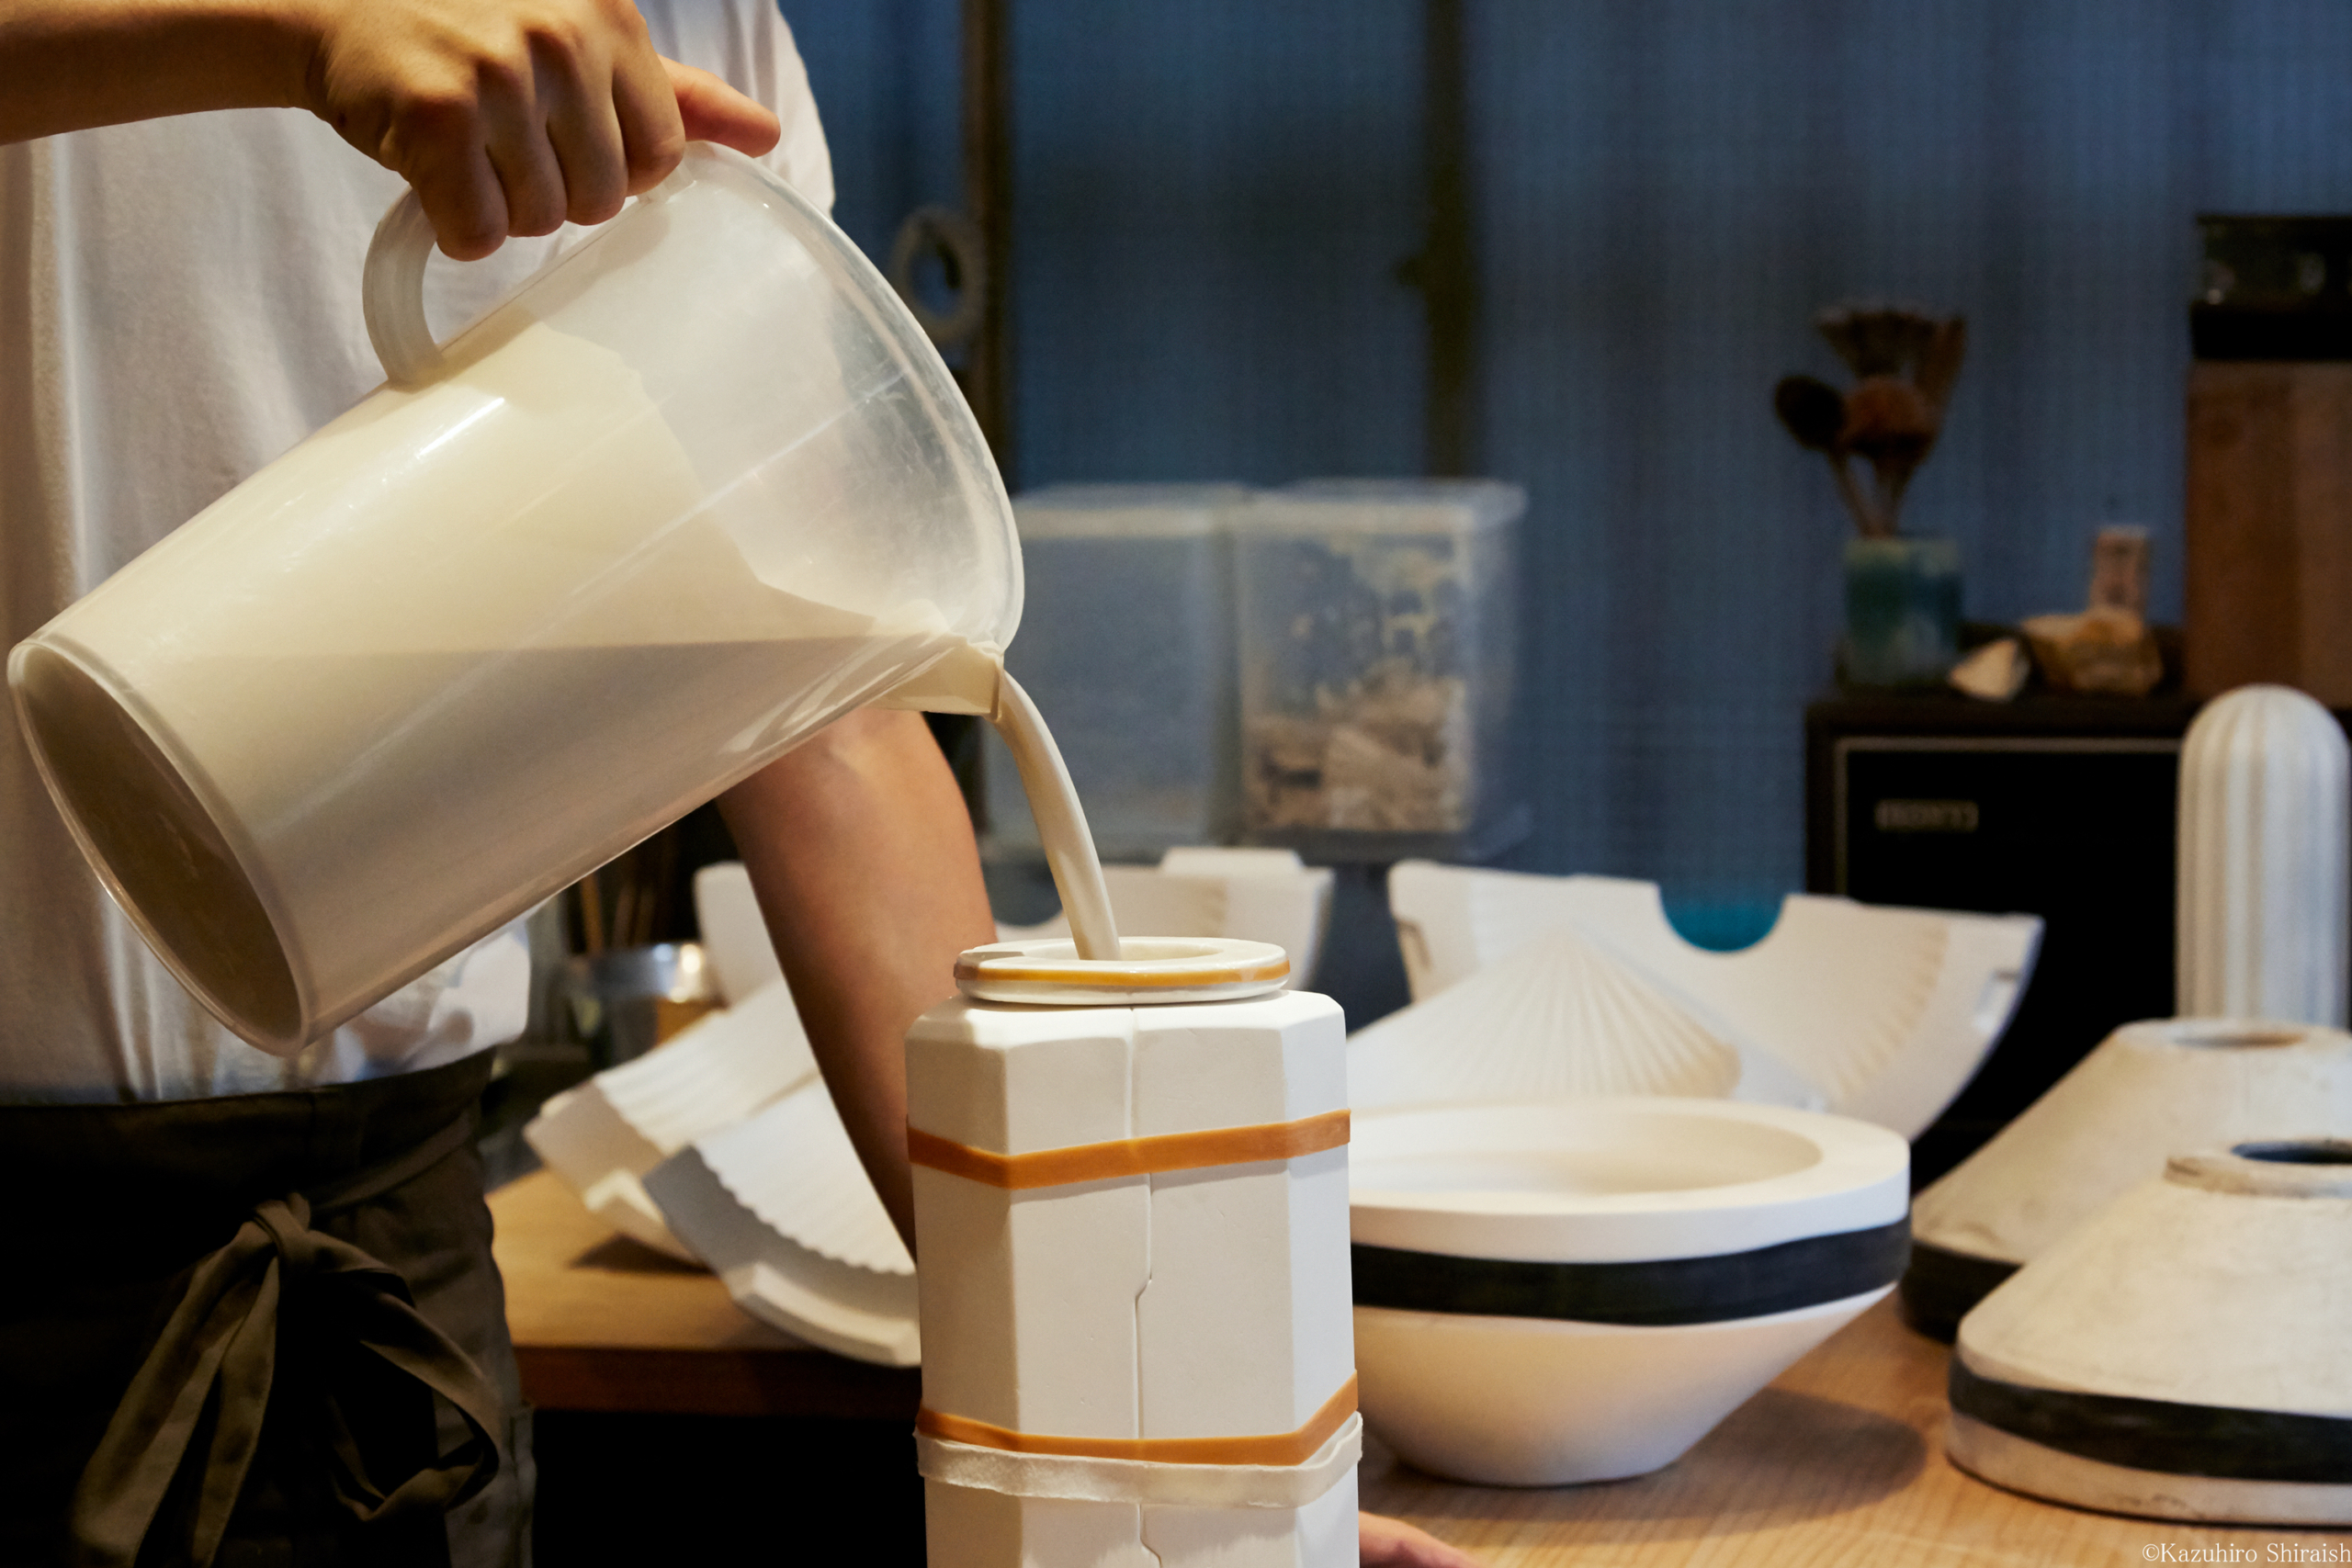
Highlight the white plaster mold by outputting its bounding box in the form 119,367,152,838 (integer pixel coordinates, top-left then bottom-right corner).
643,1081,921,1367
1950,1142,2352,1524
1348,1098,1909,1486
1348,928,1743,1109
2176,683,2351,1026
1385,860,2041,1138
1912,1017,2352,1271
908,984,1356,1567
524,979,815,1258
691,860,785,1003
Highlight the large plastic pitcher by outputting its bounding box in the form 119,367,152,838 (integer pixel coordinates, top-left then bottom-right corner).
7,144,1021,1055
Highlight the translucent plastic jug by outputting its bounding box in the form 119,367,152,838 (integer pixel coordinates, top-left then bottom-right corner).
8,145,1021,1055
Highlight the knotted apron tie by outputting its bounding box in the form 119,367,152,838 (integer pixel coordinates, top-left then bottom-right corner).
67,1111,503,1568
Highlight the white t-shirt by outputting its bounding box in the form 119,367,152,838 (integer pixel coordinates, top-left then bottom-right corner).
0,3,832,1101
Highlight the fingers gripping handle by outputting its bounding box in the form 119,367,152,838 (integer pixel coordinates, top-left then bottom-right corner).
361,192,447,389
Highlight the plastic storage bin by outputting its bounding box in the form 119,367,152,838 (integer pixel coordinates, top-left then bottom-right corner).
983,485,1247,860
1232,479,1524,860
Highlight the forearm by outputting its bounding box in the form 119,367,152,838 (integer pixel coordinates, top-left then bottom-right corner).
718,708,995,1253
0,0,314,143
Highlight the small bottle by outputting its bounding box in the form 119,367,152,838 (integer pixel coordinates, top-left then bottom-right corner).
908,936,1358,1568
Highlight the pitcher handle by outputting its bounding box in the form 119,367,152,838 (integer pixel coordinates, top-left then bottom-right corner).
360,154,704,390
359,192,447,390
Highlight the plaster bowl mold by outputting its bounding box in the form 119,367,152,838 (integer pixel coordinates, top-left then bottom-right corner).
523,979,815,1260
1348,1098,1910,1486
1949,1140,2352,1525
645,1075,920,1366
1385,861,2042,1139
1906,1018,2352,1338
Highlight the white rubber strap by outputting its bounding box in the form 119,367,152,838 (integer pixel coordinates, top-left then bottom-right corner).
916,1414,1361,1509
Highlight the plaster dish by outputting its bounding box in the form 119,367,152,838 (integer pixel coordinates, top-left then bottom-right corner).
1385,862,2041,1138
1949,1140,2352,1525
1349,1098,1909,1486
524,979,815,1259
2177,684,2350,1026
995,847,1336,987
1348,928,1742,1109
1906,1017,2352,1337
643,1076,920,1366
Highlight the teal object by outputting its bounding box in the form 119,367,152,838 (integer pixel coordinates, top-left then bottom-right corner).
1844,536,1962,687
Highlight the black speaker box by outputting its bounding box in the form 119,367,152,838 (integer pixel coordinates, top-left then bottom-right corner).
1805,693,2200,1186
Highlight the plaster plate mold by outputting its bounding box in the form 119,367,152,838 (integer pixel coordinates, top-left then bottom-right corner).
1949,1141,2352,1525
523,979,816,1259
1348,1097,1910,1486
1348,928,1743,1108
909,941,1358,1567
2176,683,2351,1026
643,1076,921,1367
1905,1017,2352,1337
1385,861,2041,1138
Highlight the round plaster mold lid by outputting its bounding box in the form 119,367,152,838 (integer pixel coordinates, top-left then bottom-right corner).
1350,1097,1910,1265
955,936,1290,1006
2173,1137,2352,1197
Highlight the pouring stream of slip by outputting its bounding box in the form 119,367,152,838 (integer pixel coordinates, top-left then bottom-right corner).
988,671,1122,960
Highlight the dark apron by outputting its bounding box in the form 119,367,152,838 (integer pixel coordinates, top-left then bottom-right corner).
0,1052,531,1568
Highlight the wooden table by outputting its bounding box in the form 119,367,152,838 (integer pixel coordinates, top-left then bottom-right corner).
1363,1299,2352,1566
488,1168,918,1419
492,1172,2349,1564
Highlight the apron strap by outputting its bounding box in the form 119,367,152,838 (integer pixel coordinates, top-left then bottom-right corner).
66,1112,503,1568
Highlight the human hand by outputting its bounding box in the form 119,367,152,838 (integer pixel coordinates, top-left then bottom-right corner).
300,0,781,258
1361,1510,1482,1567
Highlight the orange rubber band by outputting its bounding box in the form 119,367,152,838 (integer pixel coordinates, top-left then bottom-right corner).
917,1374,1359,1468
907,1108,1350,1190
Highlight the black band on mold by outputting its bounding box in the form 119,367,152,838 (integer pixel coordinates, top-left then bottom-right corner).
1351,1217,1910,1328
1950,1355,2352,1484
1897,1239,2020,1343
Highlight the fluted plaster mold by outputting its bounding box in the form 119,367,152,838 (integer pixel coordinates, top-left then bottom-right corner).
643,1077,921,1366
524,980,814,1258
1386,862,2041,1138
1348,928,1743,1108
2177,684,2351,1026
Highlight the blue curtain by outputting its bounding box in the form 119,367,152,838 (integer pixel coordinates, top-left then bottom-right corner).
787,0,2352,937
